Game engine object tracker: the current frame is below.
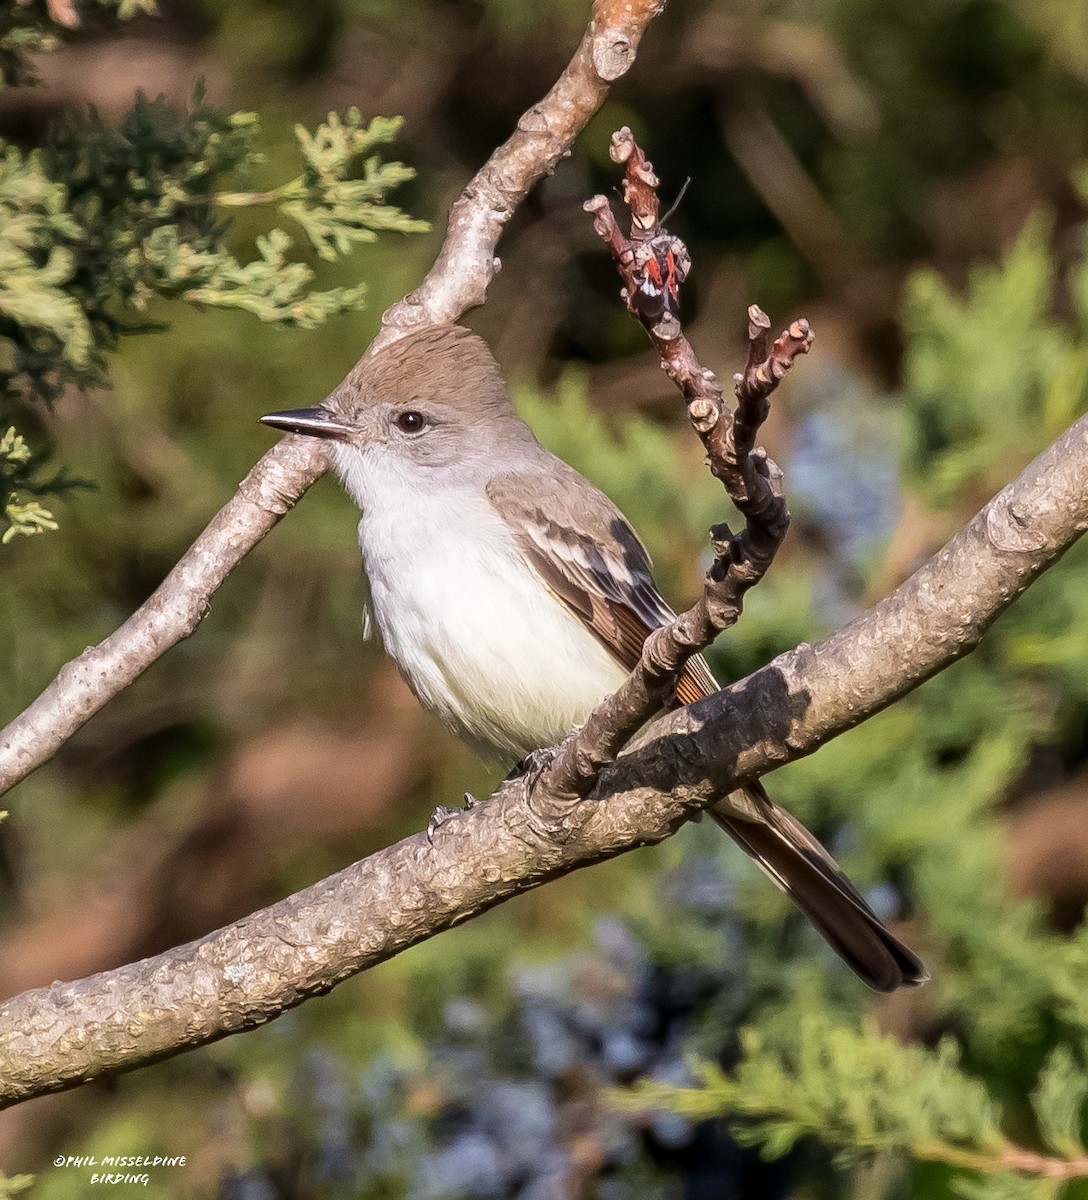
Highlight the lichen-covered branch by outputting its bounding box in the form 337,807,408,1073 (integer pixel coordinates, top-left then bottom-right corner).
549,129,808,798
0,0,669,796
1,410,1086,1108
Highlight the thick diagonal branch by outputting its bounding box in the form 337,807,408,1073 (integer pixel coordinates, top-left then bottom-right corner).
1,411,1086,1108
550,130,808,797
0,0,669,796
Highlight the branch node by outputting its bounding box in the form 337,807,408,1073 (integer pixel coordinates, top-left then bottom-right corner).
748,304,772,334
591,31,635,81
609,126,636,163
652,313,681,341
426,805,464,843
688,397,720,432
517,104,549,134
709,522,734,557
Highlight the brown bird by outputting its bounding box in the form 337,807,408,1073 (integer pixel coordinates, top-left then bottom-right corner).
262,325,927,992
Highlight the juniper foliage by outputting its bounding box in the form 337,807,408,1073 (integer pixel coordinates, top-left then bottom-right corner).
0,12,427,544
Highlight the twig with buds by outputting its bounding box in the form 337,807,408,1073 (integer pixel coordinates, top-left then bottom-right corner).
546,128,811,801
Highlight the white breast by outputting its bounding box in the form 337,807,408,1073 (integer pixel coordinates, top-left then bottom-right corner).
338,447,628,762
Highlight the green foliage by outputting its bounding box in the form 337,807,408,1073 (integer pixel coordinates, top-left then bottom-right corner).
0,1176,34,1200
902,215,1088,505
32,90,419,385
1033,1046,1088,1159
617,1014,1088,1190
617,1015,1000,1162
219,111,430,261
138,225,368,327
954,1177,1061,1200
1,427,58,542
0,74,426,540
0,145,89,381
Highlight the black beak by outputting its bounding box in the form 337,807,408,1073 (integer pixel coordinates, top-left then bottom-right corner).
260,405,354,439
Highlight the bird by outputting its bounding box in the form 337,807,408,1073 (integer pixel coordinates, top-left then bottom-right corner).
261,323,927,993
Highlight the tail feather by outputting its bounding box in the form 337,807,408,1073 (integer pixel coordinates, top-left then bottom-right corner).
710,782,928,993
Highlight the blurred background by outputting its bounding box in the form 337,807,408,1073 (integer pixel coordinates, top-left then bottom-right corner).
3,0,1088,1196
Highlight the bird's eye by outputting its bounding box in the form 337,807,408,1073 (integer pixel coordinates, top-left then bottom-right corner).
395,410,426,434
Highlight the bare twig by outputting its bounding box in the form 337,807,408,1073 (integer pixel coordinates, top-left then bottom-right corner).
0,0,669,797
549,129,809,797
2,410,1086,1106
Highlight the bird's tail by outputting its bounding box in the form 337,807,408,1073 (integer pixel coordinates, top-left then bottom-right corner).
709,782,928,993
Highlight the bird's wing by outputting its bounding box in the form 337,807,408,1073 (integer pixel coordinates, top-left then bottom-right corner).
486,464,718,705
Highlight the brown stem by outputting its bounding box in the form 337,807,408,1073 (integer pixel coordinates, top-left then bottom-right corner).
915,1139,1088,1182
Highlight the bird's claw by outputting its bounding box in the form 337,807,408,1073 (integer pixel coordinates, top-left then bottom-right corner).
505,747,556,788
427,804,460,842
426,794,481,843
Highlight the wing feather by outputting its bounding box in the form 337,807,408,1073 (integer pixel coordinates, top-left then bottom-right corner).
486,465,718,704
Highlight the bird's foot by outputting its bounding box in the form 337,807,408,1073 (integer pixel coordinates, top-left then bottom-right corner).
426,793,479,843
505,747,555,791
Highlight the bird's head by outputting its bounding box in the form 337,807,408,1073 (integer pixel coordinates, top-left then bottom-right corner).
261,325,534,480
